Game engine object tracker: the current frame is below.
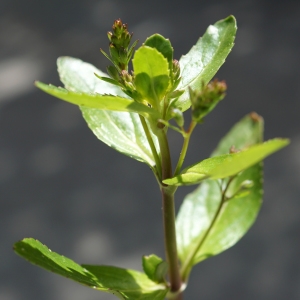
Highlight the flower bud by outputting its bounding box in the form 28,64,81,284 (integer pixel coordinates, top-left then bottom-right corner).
190,79,227,122
172,59,180,80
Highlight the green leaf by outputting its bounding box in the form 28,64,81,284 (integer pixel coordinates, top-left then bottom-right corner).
176,113,275,280
56,57,160,168
144,34,173,75
35,81,159,121
164,138,290,186
14,238,168,300
172,15,237,114
133,46,170,108
142,254,168,283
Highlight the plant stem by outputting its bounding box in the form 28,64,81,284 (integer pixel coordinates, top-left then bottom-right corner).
174,121,197,176
139,115,162,177
157,129,182,298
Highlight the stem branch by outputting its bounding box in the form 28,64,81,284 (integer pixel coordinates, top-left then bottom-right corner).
139,115,162,177
174,121,197,176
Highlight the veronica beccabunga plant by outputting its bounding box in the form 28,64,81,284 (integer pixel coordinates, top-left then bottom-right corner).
14,17,289,300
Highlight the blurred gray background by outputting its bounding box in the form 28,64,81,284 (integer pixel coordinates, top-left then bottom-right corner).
1,0,299,299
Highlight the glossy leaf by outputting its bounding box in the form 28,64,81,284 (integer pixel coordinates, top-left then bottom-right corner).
172,15,237,114
164,138,289,186
35,81,160,121
144,34,173,75
176,113,270,280
142,254,168,283
14,238,168,300
56,57,160,168
133,46,170,108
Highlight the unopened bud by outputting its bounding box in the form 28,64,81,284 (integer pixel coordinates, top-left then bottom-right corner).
120,70,133,83
107,31,113,42
172,59,180,81
190,79,227,122
229,145,239,153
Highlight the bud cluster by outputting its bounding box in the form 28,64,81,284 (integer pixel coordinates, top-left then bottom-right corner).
106,19,136,71
99,19,139,98
190,79,227,122
172,59,181,89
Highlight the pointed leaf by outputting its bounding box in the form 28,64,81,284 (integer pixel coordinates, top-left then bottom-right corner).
14,238,168,300
176,113,278,280
172,15,237,113
35,81,159,120
133,46,170,108
164,138,289,186
142,254,168,283
56,57,159,168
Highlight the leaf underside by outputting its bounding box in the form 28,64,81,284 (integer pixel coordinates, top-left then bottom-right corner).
14,238,168,300
56,56,160,168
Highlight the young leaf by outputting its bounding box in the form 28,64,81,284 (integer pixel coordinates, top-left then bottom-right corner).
144,34,173,75
35,81,160,121
56,57,160,168
14,238,168,300
164,138,289,186
172,15,237,114
133,46,170,109
176,113,276,280
142,254,168,283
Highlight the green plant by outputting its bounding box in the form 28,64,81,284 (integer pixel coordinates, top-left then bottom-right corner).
14,17,289,300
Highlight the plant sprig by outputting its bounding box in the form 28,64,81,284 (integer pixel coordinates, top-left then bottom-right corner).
15,16,289,300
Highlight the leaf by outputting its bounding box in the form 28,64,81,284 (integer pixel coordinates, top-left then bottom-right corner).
142,254,168,283
144,34,173,75
176,113,273,280
56,57,160,168
133,46,170,108
164,138,290,186
35,81,160,121
14,238,168,300
171,15,237,114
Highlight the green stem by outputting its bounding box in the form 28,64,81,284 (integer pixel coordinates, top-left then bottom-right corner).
157,129,182,299
174,121,197,176
139,115,162,178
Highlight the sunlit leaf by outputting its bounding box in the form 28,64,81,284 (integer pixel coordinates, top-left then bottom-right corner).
56,57,160,168
144,34,173,75
14,238,168,300
176,113,283,280
35,81,159,120
164,138,289,186
133,46,170,108
171,15,237,115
